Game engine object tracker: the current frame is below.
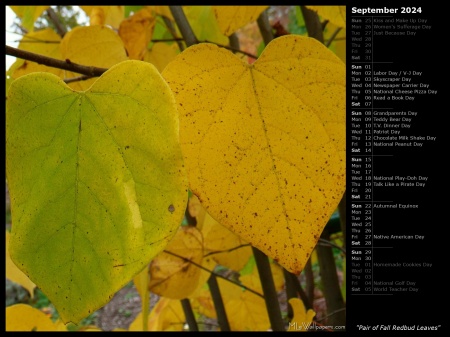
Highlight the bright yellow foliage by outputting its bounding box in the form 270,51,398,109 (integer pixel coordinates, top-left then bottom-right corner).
144,43,180,73
119,8,156,60
287,298,316,331
306,6,346,28
243,261,285,292
213,6,268,36
6,304,67,331
162,35,346,274
202,212,252,272
129,297,185,331
148,226,203,299
60,25,128,90
80,6,124,29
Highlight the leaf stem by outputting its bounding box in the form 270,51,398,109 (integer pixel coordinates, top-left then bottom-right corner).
326,27,343,47
203,243,250,257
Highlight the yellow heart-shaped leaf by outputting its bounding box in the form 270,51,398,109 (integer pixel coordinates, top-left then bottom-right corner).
162,35,345,274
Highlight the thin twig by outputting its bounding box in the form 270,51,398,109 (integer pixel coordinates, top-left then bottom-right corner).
13,40,60,43
64,75,92,84
203,243,251,257
318,238,346,254
315,307,346,322
204,40,258,59
6,30,26,37
152,38,184,42
6,45,108,77
325,27,342,47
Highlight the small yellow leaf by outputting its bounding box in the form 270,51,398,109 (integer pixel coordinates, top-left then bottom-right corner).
190,285,217,319
287,298,316,331
202,212,252,272
213,6,268,36
119,8,156,60
242,261,285,292
81,6,124,29
6,231,36,298
10,6,49,32
9,29,62,83
6,304,67,331
129,297,185,331
162,35,346,274
148,226,203,299
144,43,180,73
187,194,206,229
146,6,174,21
306,6,346,28
217,275,270,330
191,255,217,296
60,25,128,90
217,277,244,303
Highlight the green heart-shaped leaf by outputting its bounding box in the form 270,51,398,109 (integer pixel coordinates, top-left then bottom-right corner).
6,60,188,324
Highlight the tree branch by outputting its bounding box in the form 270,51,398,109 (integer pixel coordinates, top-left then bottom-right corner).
161,15,185,51
6,45,108,77
228,32,240,53
257,9,274,46
46,7,67,38
180,299,199,331
300,6,324,43
169,6,197,47
252,247,285,331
